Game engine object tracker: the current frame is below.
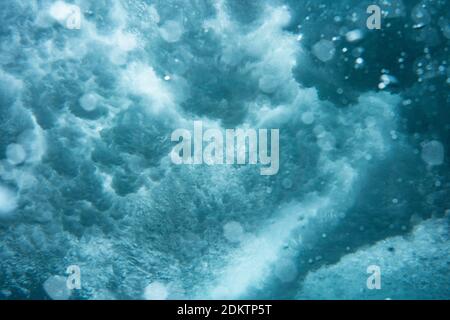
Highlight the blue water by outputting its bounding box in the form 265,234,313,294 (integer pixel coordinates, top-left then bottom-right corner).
0,0,449,300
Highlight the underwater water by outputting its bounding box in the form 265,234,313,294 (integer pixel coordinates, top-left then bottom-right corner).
0,0,449,300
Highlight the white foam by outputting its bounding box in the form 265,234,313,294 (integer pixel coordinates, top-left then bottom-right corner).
301,111,315,124
159,21,184,43
298,218,450,299
312,40,335,62
345,29,364,42
49,1,73,22
223,221,245,243
206,200,325,299
19,123,46,164
121,63,173,112
115,31,137,52
274,258,298,283
421,140,444,166
79,92,101,111
43,275,71,300
0,185,17,216
148,5,160,24
143,281,169,300
258,75,280,94
317,132,336,151
6,143,26,165
48,1,82,28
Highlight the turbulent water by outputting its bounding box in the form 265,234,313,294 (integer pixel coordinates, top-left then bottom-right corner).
0,0,449,300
